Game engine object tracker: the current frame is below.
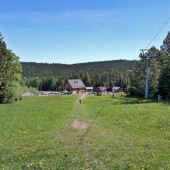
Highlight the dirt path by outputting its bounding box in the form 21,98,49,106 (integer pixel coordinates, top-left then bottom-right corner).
71,93,93,169
79,94,86,100
72,94,89,130
71,118,90,130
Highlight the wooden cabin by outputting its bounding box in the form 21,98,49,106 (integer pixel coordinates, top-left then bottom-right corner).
64,79,86,94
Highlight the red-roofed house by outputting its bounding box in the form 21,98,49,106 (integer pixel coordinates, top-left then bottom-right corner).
97,86,107,95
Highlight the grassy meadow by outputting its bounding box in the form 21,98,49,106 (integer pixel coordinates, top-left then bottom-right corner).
0,94,169,170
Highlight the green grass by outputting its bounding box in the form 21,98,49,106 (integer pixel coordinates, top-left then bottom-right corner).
0,94,169,169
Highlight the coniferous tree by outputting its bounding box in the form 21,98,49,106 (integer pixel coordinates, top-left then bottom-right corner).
127,32,170,99
127,46,160,98
158,32,170,98
127,60,146,96
0,33,22,103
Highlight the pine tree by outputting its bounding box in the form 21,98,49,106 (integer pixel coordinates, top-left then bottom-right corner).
158,57,170,98
127,46,160,98
127,60,146,96
158,32,170,98
0,33,22,103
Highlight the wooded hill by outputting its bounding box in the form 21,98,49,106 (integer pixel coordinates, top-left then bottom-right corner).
21,60,136,91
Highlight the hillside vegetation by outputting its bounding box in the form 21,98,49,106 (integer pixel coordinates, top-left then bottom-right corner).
0,33,22,103
21,60,136,78
21,60,136,91
0,94,169,169
127,32,170,99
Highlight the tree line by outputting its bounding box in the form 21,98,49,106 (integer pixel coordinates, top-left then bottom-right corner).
21,60,136,92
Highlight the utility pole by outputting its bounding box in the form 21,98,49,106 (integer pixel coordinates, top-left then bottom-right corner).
145,58,150,99
110,78,116,98
112,80,114,98
139,49,157,99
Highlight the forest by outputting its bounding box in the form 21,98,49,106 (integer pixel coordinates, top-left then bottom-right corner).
21,60,136,91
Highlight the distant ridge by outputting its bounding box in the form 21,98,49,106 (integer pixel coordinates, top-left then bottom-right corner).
21,59,136,78
21,59,137,66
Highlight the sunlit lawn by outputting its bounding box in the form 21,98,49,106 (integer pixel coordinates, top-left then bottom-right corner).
0,94,169,169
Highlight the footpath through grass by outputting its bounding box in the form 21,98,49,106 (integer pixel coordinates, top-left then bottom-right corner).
0,94,169,169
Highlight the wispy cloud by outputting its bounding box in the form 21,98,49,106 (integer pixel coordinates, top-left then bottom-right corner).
0,9,123,33
0,9,140,25
0,7,166,32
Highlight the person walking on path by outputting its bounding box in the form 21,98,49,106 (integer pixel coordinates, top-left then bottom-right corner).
79,99,82,104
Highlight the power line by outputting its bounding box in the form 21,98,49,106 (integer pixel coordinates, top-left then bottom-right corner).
145,17,170,49
133,17,170,61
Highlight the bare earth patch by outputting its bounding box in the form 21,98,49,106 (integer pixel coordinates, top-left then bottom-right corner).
71,119,90,130
80,94,86,100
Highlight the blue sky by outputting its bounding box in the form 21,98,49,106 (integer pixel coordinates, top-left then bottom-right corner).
0,0,170,64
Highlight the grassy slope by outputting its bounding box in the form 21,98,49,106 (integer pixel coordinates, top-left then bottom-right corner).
83,95,170,170
0,94,169,170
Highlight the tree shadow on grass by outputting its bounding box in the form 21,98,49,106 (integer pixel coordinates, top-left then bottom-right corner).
118,96,170,105
121,97,156,104
159,100,170,106
110,95,157,105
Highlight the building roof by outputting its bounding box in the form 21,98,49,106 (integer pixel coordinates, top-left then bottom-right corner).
114,87,121,90
68,79,86,89
98,86,107,91
22,92,34,96
86,87,93,90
